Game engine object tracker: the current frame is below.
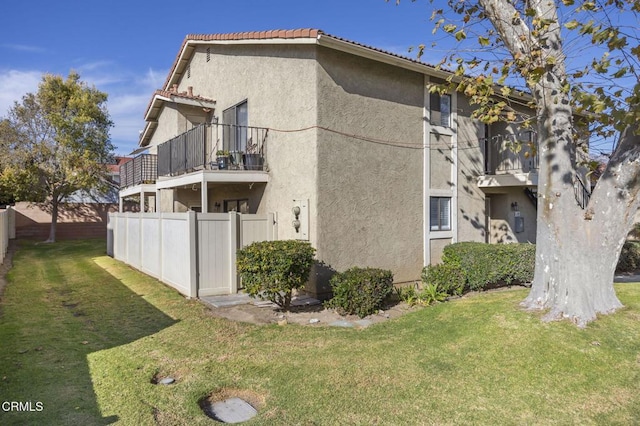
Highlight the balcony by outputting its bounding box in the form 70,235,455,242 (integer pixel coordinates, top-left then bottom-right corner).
157,123,268,177
119,154,158,189
479,131,538,188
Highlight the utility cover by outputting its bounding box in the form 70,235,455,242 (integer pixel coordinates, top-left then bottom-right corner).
208,397,257,424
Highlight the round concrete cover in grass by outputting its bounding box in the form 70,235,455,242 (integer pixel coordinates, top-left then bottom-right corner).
208,397,257,423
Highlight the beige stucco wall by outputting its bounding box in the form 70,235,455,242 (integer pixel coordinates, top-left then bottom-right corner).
487,187,537,243
149,105,179,152
430,133,453,190
456,96,489,244
314,47,425,288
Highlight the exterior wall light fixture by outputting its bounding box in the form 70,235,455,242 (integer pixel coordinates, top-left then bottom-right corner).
292,205,301,232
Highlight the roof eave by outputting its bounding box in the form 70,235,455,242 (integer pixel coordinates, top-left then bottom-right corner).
316,34,453,81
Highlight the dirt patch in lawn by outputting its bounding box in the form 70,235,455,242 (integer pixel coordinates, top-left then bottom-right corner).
206,298,418,327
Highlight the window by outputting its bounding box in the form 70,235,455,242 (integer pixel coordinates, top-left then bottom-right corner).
223,101,248,152
430,197,451,231
430,92,451,127
224,199,249,214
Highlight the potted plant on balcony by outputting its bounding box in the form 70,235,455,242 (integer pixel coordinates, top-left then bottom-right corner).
229,150,244,170
216,150,230,170
243,137,263,171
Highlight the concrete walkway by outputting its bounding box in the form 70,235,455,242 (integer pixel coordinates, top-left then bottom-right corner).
200,292,320,308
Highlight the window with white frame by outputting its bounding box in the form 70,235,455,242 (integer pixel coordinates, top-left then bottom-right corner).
430,197,451,231
430,92,451,128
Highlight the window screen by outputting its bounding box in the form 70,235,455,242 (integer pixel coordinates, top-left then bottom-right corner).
430,93,451,127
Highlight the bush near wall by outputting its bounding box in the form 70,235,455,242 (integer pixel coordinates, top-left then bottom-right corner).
424,242,536,292
421,263,466,296
423,241,639,295
236,240,316,311
325,267,394,318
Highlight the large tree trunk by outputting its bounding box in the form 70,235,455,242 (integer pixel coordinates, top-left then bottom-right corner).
46,200,58,243
480,0,640,326
522,125,640,327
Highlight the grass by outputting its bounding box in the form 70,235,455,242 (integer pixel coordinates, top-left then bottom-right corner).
0,239,639,425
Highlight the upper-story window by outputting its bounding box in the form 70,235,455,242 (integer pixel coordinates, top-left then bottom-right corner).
430,92,451,128
223,100,248,152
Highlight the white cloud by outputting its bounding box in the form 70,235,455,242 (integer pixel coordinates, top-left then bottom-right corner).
107,92,148,154
106,68,168,155
0,70,42,117
2,44,46,53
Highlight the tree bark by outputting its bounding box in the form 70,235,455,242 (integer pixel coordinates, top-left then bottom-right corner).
46,199,58,243
479,0,640,326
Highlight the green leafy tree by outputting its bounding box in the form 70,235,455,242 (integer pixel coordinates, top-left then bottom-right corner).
394,0,640,326
0,72,113,242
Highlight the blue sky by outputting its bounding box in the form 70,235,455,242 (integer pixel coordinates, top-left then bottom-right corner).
1,1,635,156
1,0,444,155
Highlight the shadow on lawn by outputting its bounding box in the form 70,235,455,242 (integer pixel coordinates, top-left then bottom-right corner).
0,240,177,425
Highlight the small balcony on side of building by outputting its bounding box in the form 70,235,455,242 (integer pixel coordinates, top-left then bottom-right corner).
119,154,158,189
478,131,539,188
156,123,268,178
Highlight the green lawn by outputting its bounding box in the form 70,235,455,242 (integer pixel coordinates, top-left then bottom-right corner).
1,240,639,425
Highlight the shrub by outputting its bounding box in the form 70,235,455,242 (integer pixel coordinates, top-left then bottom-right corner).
236,240,316,310
325,267,394,318
395,282,448,307
421,263,466,296
617,241,640,273
442,242,535,291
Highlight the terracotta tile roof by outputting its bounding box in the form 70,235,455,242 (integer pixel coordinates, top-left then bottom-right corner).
160,28,439,93
185,28,320,42
143,88,216,122
107,156,132,173
153,88,216,104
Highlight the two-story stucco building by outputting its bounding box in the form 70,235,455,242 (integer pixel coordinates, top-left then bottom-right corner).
118,29,539,297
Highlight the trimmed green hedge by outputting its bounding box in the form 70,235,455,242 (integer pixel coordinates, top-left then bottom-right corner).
423,241,638,294
434,242,536,291
421,263,466,296
236,240,316,310
325,267,394,318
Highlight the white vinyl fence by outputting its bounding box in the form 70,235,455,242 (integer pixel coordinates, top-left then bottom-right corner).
107,211,276,298
0,207,15,265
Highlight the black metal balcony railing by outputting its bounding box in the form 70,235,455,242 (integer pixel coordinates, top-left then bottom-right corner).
157,123,268,177
119,154,157,189
485,131,539,174
574,175,591,209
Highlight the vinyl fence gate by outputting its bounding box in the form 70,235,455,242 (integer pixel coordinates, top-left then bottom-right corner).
107,211,277,298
